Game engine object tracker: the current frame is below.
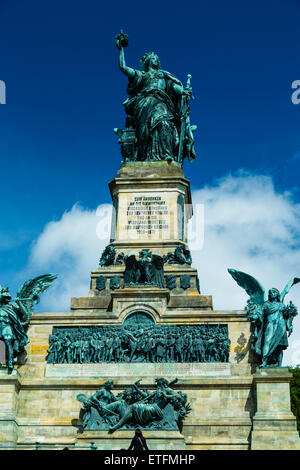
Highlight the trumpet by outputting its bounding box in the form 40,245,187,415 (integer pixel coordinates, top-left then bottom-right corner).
14,294,40,304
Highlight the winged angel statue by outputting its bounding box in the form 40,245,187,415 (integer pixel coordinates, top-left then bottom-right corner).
228,269,299,368
0,274,57,372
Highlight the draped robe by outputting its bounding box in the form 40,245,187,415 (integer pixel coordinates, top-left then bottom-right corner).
261,300,288,360
123,69,196,163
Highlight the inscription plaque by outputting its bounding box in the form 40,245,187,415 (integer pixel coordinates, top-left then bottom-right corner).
125,195,169,235
46,362,231,377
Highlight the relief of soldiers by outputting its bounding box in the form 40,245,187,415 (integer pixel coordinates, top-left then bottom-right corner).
48,323,230,364
47,333,61,363
175,333,185,362
144,333,154,362
183,333,193,362
166,334,176,362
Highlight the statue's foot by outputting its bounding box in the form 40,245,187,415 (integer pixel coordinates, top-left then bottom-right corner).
259,362,268,369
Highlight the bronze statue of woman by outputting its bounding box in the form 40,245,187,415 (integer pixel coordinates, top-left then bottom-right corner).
116,32,196,164
260,288,289,368
228,268,299,367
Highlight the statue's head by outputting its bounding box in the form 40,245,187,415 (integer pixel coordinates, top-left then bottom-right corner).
104,380,114,391
140,52,161,72
155,378,169,388
268,288,280,302
121,389,131,402
0,286,12,305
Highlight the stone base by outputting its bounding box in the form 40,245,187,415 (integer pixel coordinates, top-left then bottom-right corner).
0,420,18,450
251,430,300,450
0,369,21,450
251,367,300,450
75,430,186,450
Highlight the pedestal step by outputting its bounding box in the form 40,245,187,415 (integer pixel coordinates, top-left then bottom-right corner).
75,430,186,450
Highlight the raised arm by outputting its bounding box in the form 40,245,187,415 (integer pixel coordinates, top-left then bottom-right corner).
116,42,135,80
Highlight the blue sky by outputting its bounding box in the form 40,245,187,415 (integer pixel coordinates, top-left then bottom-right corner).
1,0,300,365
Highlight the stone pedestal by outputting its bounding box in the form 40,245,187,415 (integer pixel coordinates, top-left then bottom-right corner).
0,369,21,449
75,430,186,450
108,161,193,254
251,368,300,450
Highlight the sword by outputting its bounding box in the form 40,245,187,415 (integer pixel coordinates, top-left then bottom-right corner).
177,74,192,163
96,401,119,417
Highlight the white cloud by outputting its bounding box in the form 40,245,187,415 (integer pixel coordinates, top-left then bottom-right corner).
27,203,112,312
190,171,300,365
27,171,300,365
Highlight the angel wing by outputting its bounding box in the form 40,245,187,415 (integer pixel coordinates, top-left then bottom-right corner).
280,277,300,302
16,273,57,323
228,268,265,305
124,255,138,284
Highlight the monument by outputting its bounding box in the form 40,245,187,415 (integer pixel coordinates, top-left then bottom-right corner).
0,32,299,450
